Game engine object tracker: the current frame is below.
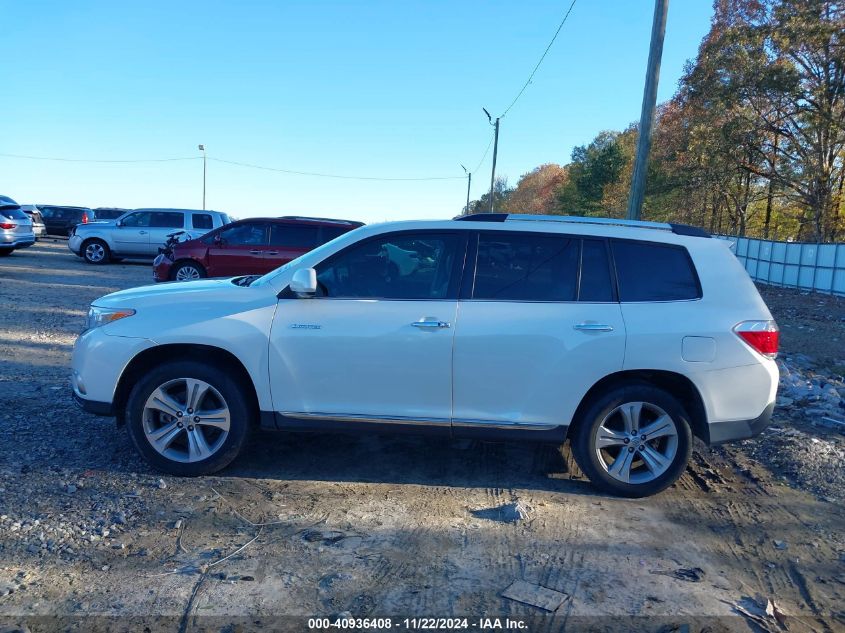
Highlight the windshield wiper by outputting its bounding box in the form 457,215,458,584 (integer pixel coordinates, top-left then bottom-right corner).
232,275,261,287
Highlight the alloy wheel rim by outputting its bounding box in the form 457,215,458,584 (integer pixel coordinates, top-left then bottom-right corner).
594,401,679,485
142,378,231,463
176,266,200,280
86,243,105,262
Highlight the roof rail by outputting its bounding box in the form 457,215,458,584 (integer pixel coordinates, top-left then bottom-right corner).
455,213,710,237
279,216,363,226
453,213,508,222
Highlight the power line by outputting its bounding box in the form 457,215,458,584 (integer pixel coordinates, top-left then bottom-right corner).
208,157,463,181
499,0,578,118
0,152,200,164
0,151,465,182
470,132,495,174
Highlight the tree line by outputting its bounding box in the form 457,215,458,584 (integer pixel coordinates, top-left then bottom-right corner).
465,0,845,243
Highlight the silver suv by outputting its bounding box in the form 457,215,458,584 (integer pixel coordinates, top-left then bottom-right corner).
0,195,35,256
68,208,230,264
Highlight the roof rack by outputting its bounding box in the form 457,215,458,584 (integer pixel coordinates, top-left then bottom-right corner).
454,213,710,238
279,216,363,226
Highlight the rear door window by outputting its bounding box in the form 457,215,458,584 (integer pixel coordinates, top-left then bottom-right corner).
191,213,213,229
270,224,319,248
473,232,579,301
611,240,701,301
150,212,184,228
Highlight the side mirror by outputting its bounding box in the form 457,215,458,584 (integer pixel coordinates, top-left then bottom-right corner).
116,219,123,227
213,234,223,245
290,268,318,297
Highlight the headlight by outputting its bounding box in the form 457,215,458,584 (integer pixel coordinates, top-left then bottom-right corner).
85,306,135,331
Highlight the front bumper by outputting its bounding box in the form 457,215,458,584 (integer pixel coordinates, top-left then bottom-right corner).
68,234,83,255
72,391,114,416
71,327,156,413
707,402,775,445
153,253,174,282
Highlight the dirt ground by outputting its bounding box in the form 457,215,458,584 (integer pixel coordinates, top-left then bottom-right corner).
1,240,844,633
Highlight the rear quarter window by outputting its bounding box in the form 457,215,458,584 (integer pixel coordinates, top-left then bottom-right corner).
611,240,701,302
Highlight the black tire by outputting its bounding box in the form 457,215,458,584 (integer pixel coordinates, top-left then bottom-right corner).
0,249,13,257
571,383,692,498
171,260,207,281
82,238,111,264
125,360,252,476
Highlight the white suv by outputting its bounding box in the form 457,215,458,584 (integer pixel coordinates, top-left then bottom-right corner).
71,214,779,497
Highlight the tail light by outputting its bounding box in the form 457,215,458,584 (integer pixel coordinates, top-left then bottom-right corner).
0,222,15,230
81,212,89,223
734,320,779,359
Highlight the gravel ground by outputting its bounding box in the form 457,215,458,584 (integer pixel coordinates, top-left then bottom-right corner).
1,241,844,632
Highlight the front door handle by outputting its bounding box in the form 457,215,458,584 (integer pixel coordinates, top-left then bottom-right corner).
411,319,451,329
138,230,148,235
266,251,279,255
573,323,613,332
249,250,263,255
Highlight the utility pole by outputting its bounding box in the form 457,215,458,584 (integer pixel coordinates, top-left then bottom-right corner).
626,0,669,220
198,144,207,210
484,108,500,213
461,164,472,214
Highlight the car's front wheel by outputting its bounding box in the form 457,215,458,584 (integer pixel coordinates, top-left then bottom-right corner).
0,249,13,257
125,360,252,476
172,261,207,281
571,383,692,498
82,239,110,264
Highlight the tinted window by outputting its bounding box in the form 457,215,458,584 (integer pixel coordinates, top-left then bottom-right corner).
270,224,319,248
192,213,213,229
0,208,27,221
612,240,700,301
579,239,613,302
473,233,579,301
150,212,184,228
218,222,268,246
316,233,460,299
321,226,352,242
121,212,151,227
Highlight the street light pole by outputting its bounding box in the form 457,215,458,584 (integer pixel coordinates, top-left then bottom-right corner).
198,144,207,210
461,164,472,214
484,108,500,214
626,0,669,220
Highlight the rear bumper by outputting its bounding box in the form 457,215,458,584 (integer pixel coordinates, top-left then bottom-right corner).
0,235,35,250
707,401,775,445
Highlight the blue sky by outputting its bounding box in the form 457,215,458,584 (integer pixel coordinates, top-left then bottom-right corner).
0,1,713,224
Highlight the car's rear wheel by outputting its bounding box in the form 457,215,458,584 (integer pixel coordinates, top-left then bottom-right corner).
125,360,252,476
82,239,110,264
172,261,207,281
571,383,692,498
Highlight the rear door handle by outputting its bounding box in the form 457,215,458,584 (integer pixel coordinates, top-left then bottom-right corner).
249,250,263,255
266,251,279,255
411,319,451,329
573,323,613,332
138,231,148,235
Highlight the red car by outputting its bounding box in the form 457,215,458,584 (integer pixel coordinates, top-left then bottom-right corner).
153,216,363,282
